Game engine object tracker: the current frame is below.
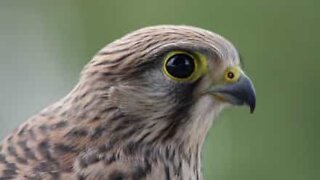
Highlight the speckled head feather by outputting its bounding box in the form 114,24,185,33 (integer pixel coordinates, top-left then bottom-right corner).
85,25,238,78
0,25,255,180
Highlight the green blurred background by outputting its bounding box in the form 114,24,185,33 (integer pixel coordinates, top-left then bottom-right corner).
0,0,319,179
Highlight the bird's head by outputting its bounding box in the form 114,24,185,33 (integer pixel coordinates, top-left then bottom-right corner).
79,25,256,148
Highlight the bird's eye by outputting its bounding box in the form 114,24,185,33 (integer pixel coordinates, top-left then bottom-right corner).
224,67,241,83
163,51,207,82
165,53,195,78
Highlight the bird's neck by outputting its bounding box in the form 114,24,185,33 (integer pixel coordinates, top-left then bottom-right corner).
62,84,219,149
33,85,220,179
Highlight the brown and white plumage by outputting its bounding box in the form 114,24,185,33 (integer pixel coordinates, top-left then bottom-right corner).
0,25,256,180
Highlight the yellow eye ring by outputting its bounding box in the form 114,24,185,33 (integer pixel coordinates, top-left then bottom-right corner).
162,51,207,83
224,66,241,83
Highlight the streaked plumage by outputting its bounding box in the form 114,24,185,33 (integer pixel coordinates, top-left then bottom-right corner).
0,25,256,180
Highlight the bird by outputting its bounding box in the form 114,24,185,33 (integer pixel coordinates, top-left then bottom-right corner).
0,25,256,180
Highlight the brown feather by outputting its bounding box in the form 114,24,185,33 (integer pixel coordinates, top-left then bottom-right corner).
0,25,240,180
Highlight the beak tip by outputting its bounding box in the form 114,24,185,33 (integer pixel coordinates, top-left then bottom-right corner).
248,94,256,114
246,78,256,114
250,105,255,114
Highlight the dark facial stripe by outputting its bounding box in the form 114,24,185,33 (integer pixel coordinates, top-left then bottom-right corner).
164,165,170,180
108,170,126,180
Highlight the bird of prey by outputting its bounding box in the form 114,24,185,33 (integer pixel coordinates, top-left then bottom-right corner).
0,25,256,180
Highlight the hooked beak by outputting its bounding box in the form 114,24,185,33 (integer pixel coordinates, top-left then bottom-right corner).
207,73,256,113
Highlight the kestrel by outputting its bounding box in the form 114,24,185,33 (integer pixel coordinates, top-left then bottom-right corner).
0,25,256,180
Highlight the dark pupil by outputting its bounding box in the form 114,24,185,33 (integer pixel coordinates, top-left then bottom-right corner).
166,54,195,78
227,72,234,79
